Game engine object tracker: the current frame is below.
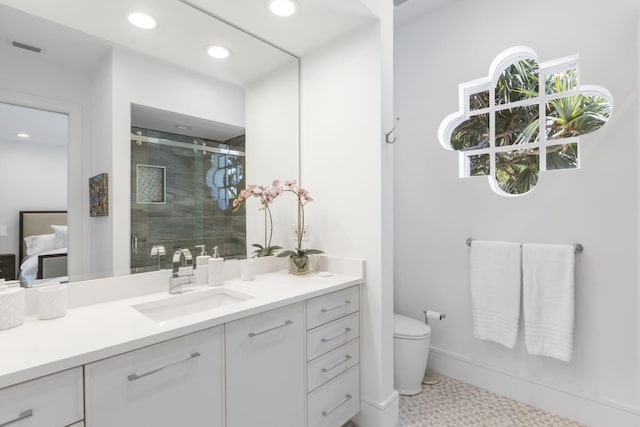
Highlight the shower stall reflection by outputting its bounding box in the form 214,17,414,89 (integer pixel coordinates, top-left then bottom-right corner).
130,126,246,273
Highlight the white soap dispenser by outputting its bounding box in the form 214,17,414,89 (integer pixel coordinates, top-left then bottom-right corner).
194,244,210,285
208,246,224,286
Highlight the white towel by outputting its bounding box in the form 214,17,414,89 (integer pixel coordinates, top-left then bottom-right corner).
522,243,575,362
470,240,521,348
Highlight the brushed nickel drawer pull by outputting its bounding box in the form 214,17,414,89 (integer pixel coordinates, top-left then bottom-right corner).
321,354,352,373
0,409,34,426
321,394,352,417
127,352,201,382
248,320,293,337
321,327,352,343
320,300,351,313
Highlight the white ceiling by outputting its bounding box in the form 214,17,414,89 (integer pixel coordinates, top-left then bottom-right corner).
0,0,378,85
0,103,68,146
131,104,245,142
0,5,111,73
0,0,293,85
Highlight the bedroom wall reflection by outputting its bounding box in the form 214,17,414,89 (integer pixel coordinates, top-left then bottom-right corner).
0,103,68,284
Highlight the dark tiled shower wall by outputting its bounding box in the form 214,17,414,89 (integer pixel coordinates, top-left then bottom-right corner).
131,130,246,272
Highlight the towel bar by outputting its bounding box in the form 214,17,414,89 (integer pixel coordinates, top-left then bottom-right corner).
465,238,583,254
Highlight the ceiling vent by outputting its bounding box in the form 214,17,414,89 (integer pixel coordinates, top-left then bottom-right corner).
394,0,411,6
11,40,43,53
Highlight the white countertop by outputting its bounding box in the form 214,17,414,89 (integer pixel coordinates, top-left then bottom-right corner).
0,267,363,390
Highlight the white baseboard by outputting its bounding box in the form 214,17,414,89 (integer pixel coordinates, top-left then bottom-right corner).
352,390,399,427
428,347,640,427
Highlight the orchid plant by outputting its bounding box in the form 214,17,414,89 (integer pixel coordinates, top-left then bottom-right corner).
276,180,323,271
233,180,283,257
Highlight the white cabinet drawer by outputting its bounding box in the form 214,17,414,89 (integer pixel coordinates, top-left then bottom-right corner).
307,286,359,330
307,312,359,361
226,302,305,427
308,365,360,427
0,367,83,427
85,326,224,427
308,338,359,392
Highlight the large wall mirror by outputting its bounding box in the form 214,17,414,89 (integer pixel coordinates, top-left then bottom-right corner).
0,0,299,285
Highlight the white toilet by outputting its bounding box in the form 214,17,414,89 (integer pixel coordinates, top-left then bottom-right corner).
393,313,431,395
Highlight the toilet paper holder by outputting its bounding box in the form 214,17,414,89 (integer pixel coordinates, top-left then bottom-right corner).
424,310,446,325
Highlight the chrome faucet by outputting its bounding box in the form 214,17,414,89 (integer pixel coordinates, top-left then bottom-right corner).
170,248,194,294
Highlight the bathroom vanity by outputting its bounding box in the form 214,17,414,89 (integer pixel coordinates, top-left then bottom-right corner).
0,258,363,427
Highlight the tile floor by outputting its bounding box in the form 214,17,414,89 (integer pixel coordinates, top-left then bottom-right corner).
398,374,586,426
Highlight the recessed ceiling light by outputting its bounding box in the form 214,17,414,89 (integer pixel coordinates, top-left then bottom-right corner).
176,124,192,130
128,12,157,30
267,0,298,17
16,133,29,138
206,45,231,60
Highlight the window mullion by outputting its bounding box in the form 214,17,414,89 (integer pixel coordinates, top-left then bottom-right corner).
538,69,547,172
489,85,496,177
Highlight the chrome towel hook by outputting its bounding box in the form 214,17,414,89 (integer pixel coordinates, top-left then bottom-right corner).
385,117,399,144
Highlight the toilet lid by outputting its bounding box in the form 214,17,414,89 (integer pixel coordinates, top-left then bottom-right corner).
394,314,431,339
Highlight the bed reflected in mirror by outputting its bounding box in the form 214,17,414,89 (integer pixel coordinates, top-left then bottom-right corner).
19,211,68,285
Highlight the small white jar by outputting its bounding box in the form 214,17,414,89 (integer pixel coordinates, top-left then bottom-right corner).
240,259,255,281
38,284,68,320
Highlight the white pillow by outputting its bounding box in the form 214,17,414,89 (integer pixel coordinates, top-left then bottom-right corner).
24,233,56,256
51,225,68,249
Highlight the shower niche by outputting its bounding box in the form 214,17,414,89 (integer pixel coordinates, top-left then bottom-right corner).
136,164,166,204
130,104,246,273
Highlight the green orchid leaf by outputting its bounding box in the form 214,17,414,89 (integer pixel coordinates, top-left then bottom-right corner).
301,249,324,255
277,250,297,258
252,245,283,257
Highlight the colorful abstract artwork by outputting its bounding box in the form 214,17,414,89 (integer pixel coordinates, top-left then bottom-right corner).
89,173,109,217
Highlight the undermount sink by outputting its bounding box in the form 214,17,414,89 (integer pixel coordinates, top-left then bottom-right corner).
132,287,254,322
